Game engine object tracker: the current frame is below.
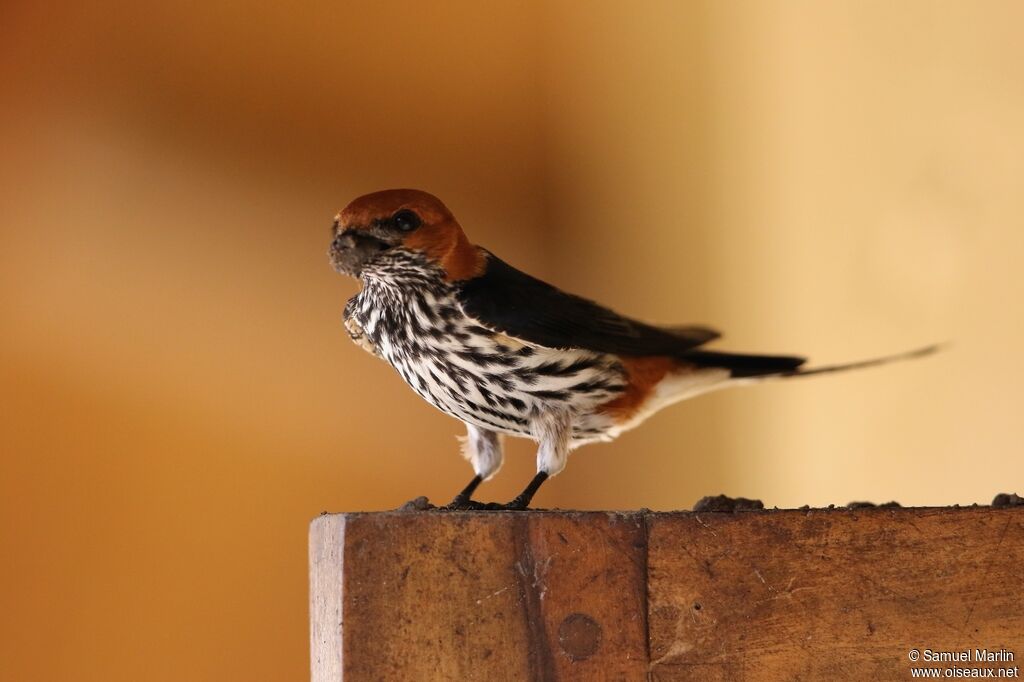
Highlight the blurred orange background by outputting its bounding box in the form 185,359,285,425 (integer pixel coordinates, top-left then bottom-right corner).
2,1,1022,680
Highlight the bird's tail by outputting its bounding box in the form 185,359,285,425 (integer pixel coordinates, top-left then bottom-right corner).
775,344,942,379
683,344,941,380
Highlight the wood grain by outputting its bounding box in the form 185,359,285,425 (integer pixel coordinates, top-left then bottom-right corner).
647,507,1024,680
310,507,1024,681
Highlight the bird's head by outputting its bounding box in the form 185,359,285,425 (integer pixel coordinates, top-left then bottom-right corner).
328,189,484,283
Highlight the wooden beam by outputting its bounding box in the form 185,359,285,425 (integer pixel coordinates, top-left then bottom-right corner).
310,507,1024,681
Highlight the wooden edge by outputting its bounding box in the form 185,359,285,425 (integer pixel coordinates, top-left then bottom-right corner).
309,514,346,682
325,505,1014,517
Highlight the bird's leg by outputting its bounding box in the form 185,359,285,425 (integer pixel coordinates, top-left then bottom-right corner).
492,410,572,511
446,474,483,510
502,471,550,510
445,424,503,510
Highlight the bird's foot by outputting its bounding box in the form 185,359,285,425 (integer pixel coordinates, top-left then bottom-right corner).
456,499,533,511
496,495,531,511
443,495,491,511
441,496,533,511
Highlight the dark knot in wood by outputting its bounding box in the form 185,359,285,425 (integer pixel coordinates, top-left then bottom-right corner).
557,612,602,661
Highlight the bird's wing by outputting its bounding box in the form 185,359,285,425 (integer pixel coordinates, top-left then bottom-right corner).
454,251,719,355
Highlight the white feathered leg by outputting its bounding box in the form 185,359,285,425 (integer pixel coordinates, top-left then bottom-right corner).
447,423,503,508
495,410,574,510
460,423,504,480
531,410,573,477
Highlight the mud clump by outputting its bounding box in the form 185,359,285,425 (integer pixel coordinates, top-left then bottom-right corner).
693,494,765,512
397,496,434,511
992,493,1023,508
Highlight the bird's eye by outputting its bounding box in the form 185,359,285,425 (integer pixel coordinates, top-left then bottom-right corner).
391,209,421,232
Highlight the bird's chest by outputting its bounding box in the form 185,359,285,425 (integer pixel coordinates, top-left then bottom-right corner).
346,284,625,437
348,284,478,377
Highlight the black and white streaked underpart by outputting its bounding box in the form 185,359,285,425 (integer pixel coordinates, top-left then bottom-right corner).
348,251,623,439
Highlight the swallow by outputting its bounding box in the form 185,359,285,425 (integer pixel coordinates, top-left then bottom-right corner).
329,189,936,510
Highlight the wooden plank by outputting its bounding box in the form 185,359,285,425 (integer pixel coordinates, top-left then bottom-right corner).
312,511,648,681
310,507,1024,681
647,507,1024,680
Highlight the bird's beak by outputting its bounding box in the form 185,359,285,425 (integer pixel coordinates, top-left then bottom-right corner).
328,230,390,277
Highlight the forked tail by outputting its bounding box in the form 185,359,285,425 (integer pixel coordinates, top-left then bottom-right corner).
777,344,942,379
683,344,942,379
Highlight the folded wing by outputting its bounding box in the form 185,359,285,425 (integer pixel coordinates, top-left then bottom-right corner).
455,251,719,355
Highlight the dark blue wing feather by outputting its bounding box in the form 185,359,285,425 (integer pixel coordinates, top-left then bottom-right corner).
455,251,719,355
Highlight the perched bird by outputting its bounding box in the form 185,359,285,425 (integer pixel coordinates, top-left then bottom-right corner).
329,189,935,510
